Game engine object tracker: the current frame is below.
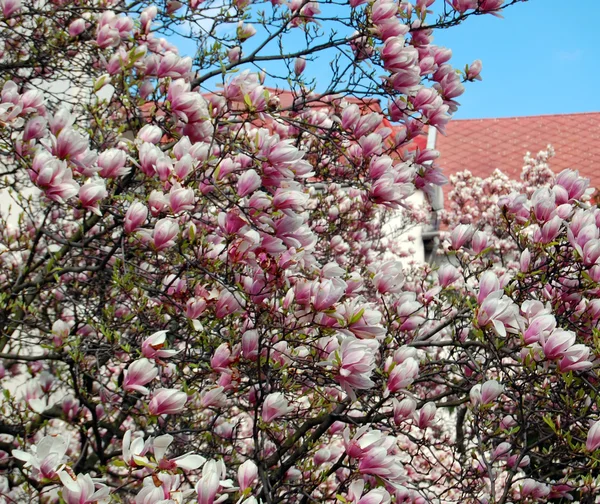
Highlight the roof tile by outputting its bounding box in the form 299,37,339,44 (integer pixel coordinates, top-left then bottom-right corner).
436,112,600,191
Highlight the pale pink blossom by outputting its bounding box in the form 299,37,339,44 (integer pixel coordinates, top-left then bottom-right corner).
262,392,292,422
148,388,187,415
1,0,21,18
237,169,262,197
23,116,47,141
294,57,306,75
141,330,179,359
332,337,377,398
98,148,128,178
238,460,258,492
68,18,86,37
12,435,69,480
124,201,148,234
542,329,576,360
417,402,436,429
559,344,593,372
59,472,110,504
169,183,195,213
152,218,179,251
79,179,107,215
470,379,504,406
122,430,150,467
373,260,404,294
29,152,79,203
449,224,474,250
242,330,259,360
586,420,600,452
122,358,158,395
386,357,419,394
465,59,482,81
313,278,347,311
393,397,416,424
137,124,163,144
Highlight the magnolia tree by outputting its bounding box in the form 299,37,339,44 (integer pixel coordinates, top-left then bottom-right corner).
5,0,600,502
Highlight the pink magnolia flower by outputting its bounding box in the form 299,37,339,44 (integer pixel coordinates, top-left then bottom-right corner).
347,479,391,504
520,479,550,499
152,218,179,251
195,460,233,504
196,463,220,504
186,297,207,319
332,337,377,398
20,89,45,114
215,290,243,318
148,388,187,415
59,472,110,504
79,179,107,216
12,435,69,480
373,260,404,294
200,386,227,408
124,201,148,234
142,330,179,359
156,52,192,79
238,460,258,492
359,133,383,158
471,379,504,406
169,183,195,213
153,434,205,470
555,169,590,203
122,358,158,395
449,0,477,13
294,57,306,75
491,442,512,461
477,271,500,304
393,397,416,424
237,21,256,39
262,392,292,422
313,278,347,311
98,148,128,178
122,430,151,467
586,420,600,452
29,152,79,203
476,290,523,337
54,128,89,160
523,313,556,345
210,343,231,372
520,248,531,272
465,59,482,81
559,344,593,372
68,18,86,37
542,329,576,360
23,116,47,142
137,125,163,144
386,357,419,394
272,187,309,211
417,402,437,429
449,224,474,250
237,169,262,197
228,46,241,63
437,264,460,288
1,0,21,17
479,0,504,13
357,445,404,483
135,473,185,504
242,330,259,360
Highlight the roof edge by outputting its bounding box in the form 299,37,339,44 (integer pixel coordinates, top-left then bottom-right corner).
450,110,600,122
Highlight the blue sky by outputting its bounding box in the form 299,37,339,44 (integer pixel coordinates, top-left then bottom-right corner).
175,0,600,119
434,0,600,118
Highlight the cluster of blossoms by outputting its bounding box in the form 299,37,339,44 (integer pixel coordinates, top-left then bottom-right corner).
5,0,600,503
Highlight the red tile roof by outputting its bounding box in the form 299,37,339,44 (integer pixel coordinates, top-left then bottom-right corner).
435,112,600,190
